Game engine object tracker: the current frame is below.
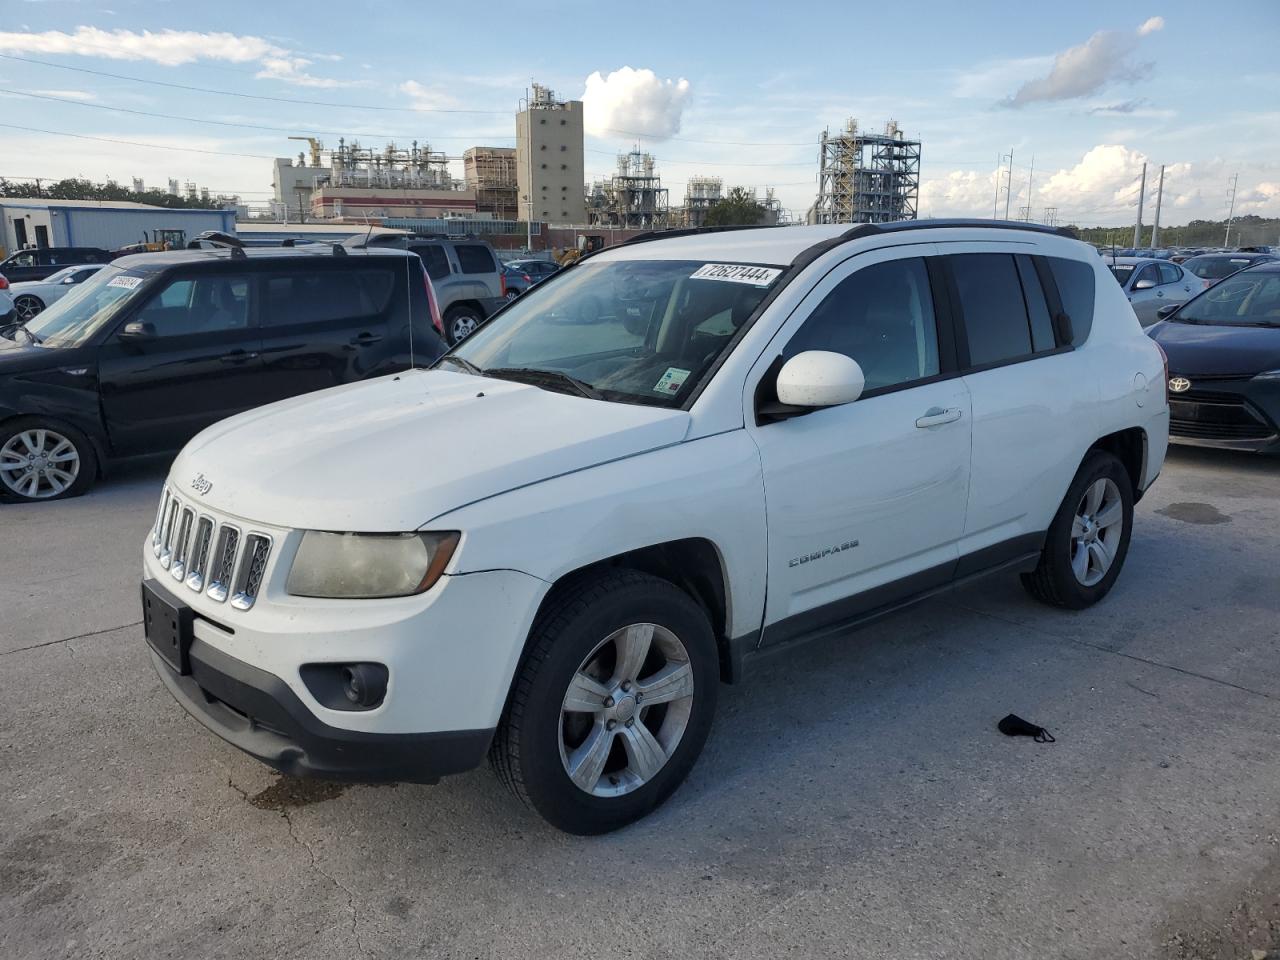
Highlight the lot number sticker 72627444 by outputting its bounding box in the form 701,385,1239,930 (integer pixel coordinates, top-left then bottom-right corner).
690,264,782,286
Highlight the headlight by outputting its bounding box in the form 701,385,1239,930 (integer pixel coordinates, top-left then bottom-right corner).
286,531,459,599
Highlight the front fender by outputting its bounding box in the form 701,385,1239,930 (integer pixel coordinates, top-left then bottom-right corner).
434,430,768,640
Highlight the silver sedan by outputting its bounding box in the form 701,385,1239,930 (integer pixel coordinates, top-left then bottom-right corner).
1105,256,1201,326
7,264,106,321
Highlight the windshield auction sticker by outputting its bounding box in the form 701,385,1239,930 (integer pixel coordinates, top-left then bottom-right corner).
653,367,691,395
106,275,144,289
690,263,782,286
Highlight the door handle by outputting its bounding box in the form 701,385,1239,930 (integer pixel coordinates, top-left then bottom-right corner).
915,406,962,428
219,350,259,363
348,332,384,346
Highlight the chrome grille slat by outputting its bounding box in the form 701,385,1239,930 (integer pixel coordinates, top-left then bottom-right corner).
158,497,181,568
231,534,272,610
185,517,215,592
152,488,170,552
170,507,195,581
206,525,241,603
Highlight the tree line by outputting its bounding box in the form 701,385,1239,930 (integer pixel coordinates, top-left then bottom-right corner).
0,177,228,210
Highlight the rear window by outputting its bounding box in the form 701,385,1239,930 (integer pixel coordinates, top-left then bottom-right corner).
951,253,1034,366
455,244,496,274
1046,257,1095,346
1186,257,1254,280
262,266,397,327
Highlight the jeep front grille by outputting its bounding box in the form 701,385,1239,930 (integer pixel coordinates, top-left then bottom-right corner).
149,488,274,611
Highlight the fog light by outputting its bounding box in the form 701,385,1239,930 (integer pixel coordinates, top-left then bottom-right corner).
300,662,388,711
342,663,388,708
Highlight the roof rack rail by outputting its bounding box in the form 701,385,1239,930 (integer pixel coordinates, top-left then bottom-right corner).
789,218,1076,268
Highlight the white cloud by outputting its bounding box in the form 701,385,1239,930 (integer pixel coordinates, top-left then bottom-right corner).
1138,16,1165,36
1004,19,1163,107
31,88,97,101
399,80,462,111
582,66,691,140
0,25,354,87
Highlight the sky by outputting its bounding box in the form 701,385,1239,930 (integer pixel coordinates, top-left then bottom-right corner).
0,0,1277,228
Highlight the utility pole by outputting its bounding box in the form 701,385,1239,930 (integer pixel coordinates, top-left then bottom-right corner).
1223,172,1239,247
992,154,1001,219
295,186,306,224
1132,162,1147,248
1003,149,1015,220
1024,155,1035,221
1151,164,1165,248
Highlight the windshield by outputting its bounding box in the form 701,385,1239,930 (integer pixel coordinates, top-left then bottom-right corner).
1185,257,1256,280
1175,272,1280,327
446,259,784,406
1109,264,1135,284
24,265,154,347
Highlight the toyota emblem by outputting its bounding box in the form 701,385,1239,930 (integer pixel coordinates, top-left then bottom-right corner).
1168,377,1191,393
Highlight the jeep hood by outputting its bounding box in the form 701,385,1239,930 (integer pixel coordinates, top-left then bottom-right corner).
171,369,691,531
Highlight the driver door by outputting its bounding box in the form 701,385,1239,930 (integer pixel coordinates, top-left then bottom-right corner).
97,273,264,455
1127,263,1162,324
746,247,972,648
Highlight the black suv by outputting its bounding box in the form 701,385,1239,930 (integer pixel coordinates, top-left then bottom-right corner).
0,246,445,502
0,247,114,283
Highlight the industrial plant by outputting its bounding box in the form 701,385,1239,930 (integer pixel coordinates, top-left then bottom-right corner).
810,119,921,225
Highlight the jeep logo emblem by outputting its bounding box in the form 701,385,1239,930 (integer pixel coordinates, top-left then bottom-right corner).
190,473,213,495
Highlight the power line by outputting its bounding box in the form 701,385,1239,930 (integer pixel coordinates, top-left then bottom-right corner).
0,122,275,159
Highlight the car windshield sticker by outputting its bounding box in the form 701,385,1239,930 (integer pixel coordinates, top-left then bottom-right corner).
690,263,782,286
107,275,144,289
653,367,691,395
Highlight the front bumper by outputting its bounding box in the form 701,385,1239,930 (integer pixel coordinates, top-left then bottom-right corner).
150,640,493,783
1167,374,1280,454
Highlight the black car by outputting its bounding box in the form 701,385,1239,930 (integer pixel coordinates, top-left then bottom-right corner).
1181,252,1277,289
1148,260,1280,453
0,247,114,283
0,246,445,502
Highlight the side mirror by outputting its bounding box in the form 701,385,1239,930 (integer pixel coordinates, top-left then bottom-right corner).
1156,303,1179,320
62,276,78,284
1133,278,1156,290
118,320,156,340
776,351,865,407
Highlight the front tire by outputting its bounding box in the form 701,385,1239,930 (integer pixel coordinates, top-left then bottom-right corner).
490,570,718,835
1021,450,1133,609
0,417,98,502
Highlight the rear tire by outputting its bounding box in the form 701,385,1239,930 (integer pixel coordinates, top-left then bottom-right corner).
14,295,44,321
445,305,483,346
0,417,98,503
1021,450,1133,609
490,569,718,835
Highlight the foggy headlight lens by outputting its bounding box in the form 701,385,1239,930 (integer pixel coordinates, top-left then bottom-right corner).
286,531,459,599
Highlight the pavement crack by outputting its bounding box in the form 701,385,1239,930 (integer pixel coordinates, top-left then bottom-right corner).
0,620,143,658
1126,680,1159,698
225,776,250,803
280,807,359,934
950,602,1278,703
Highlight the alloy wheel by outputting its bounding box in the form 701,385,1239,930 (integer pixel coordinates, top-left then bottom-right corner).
14,296,43,321
1070,477,1123,586
450,313,479,342
0,428,81,499
558,622,695,797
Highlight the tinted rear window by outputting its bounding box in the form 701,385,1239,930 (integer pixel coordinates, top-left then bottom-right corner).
1186,257,1254,280
263,266,397,326
1046,257,1095,346
412,245,450,281
455,244,496,274
951,253,1033,366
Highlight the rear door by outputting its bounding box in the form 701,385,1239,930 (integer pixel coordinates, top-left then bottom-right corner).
255,258,405,403
943,249,1095,561
97,271,263,455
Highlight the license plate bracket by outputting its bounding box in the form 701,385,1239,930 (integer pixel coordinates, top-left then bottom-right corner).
142,579,194,675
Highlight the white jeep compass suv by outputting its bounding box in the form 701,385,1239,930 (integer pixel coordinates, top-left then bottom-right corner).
142,220,1169,834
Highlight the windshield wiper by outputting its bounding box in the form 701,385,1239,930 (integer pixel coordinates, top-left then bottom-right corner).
437,354,483,376
14,323,41,344
484,366,604,400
